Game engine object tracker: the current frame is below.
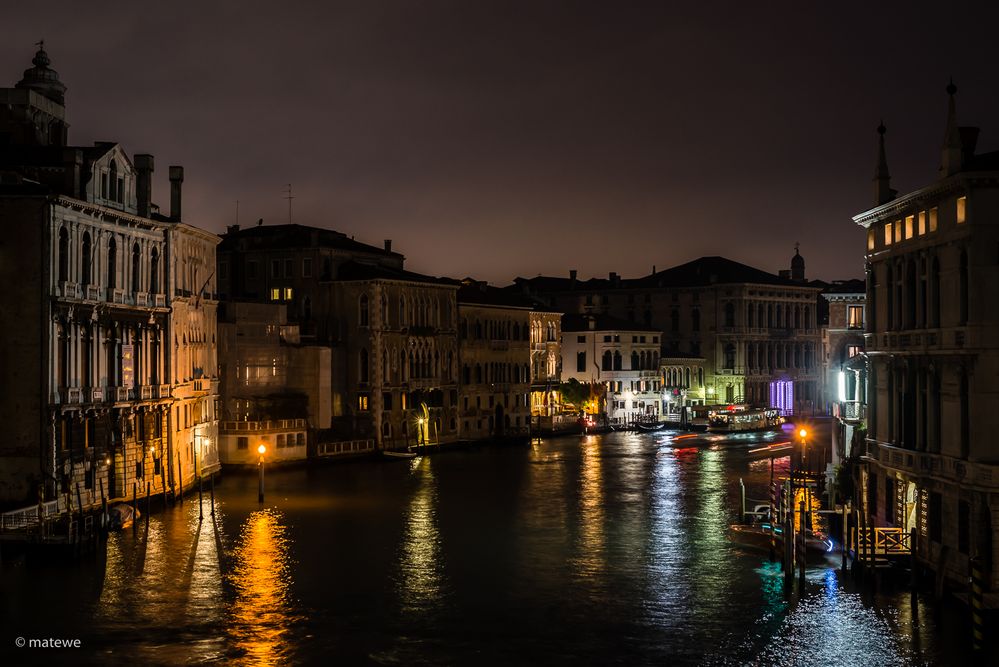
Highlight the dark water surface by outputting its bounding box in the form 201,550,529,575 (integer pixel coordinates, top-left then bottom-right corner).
0,430,986,665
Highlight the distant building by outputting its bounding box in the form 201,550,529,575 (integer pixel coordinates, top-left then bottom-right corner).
560,313,662,424
515,254,823,414
0,46,219,508
659,353,706,420
853,88,999,600
217,302,332,464
457,280,533,439
217,225,460,449
529,309,562,418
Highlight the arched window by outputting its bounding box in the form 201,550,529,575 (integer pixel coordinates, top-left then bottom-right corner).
803,306,810,330
766,303,773,329
613,351,622,370
906,259,917,329
150,247,160,294
692,309,700,332
960,368,970,458
747,303,754,328
108,160,118,202
724,303,735,327
930,257,941,328
81,232,92,286
58,227,69,283
684,368,691,387
107,237,117,289
130,243,141,294
359,294,369,326
359,348,369,383
918,257,927,328
601,350,612,371
630,351,639,370
885,264,894,330
303,296,312,320
399,295,406,326
793,305,801,330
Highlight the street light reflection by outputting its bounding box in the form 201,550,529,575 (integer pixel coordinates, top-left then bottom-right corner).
228,509,296,665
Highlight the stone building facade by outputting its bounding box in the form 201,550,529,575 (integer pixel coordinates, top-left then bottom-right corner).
529,310,562,417
457,281,533,439
822,281,866,465
514,255,823,414
560,314,662,424
0,46,218,508
854,89,999,600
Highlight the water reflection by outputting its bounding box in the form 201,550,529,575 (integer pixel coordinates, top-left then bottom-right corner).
573,436,606,580
397,456,447,613
227,508,296,665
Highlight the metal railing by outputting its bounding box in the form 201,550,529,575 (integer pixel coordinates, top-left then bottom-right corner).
221,419,308,432
854,526,910,556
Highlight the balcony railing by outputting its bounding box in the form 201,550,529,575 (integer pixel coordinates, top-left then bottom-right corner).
221,419,308,432
158,385,171,398
85,284,101,301
88,387,103,403
154,294,167,308
868,440,999,489
135,292,149,307
57,281,79,299
835,400,865,421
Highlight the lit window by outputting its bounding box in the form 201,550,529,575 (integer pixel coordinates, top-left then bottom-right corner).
847,345,861,358
284,287,293,300
884,223,892,246
904,215,914,239
917,211,926,235
894,220,902,243
847,305,864,329
270,288,280,301
929,207,938,232
867,229,875,251
358,394,369,411
957,196,967,224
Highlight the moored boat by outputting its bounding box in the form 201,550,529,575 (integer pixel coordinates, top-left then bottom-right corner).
727,523,833,561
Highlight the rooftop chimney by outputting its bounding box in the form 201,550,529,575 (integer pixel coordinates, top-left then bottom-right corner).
134,154,154,218
169,165,184,220
226,224,240,234
61,148,82,198
384,239,392,253
569,269,578,283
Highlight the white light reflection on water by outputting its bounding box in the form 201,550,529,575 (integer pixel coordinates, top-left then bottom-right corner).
396,456,448,614
643,439,689,626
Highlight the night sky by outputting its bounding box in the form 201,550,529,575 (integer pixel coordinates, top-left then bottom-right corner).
4,2,999,283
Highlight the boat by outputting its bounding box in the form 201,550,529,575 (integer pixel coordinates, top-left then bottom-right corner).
107,504,139,531
382,450,418,460
635,422,668,432
707,406,784,433
727,523,833,561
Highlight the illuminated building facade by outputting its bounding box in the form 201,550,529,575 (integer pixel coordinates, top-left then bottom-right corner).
659,354,706,419
823,281,866,465
457,280,533,439
0,46,219,507
854,89,999,600
529,310,562,417
514,255,823,414
560,313,661,424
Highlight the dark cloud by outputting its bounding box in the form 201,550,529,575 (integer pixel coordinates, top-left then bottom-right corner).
4,1,998,282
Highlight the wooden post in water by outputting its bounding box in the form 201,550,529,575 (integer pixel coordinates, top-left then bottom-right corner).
198,472,204,521
100,477,107,534
145,482,150,527
132,482,138,535
739,478,746,524
798,500,807,587
177,452,183,505
210,474,215,517
971,555,985,652
841,502,849,571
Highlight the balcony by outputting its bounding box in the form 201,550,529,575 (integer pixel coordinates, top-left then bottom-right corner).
84,284,101,301
57,281,79,299
140,385,154,400
135,292,149,307
193,379,210,393
867,440,999,490
154,294,166,308
87,387,104,403
108,288,127,305
158,385,171,399
221,419,308,433
834,400,865,422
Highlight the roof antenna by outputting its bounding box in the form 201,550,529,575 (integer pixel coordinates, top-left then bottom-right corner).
284,183,294,224
234,199,239,226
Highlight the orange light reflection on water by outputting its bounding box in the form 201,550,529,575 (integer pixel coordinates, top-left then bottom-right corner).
227,508,296,665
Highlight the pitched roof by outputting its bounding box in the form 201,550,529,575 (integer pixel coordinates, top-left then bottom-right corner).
218,223,402,257
336,260,457,286
561,312,660,333
458,280,534,309
633,256,793,288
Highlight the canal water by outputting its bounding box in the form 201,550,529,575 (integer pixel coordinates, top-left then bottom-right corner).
0,429,986,665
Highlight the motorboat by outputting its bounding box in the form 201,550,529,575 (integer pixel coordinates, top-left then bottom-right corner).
382,450,418,460
707,406,784,433
727,523,833,561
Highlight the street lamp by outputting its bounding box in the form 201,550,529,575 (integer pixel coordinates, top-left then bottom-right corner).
257,443,266,504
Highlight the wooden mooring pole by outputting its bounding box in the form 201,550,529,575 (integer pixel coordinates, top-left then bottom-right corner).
132,482,137,535
971,556,985,652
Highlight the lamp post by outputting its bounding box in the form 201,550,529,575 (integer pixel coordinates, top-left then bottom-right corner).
257,444,266,504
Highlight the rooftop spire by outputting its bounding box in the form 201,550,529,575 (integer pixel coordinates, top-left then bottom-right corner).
941,78,962,176
874,120,893,205
15,40,66,105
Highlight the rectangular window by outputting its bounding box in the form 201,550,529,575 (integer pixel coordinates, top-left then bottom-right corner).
603,335,611,342
653,336,659,343
904,215,914,239
237,436,248,450
117,178,124,203
270,288,281,301
894,220,902,243
576,335,586,343
576,351,586,373
846,345,861,358
284,259,293,277
358,394,369,411
219,261,229,280
918,211,926,235
303,258,312,277
847,305,864,329
383,392,393,410
867,229,875,251
271,260,280,277
957,196,967,224
247,260,258,279
884,223,892,246
929,207,938,232
284,287,293,300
